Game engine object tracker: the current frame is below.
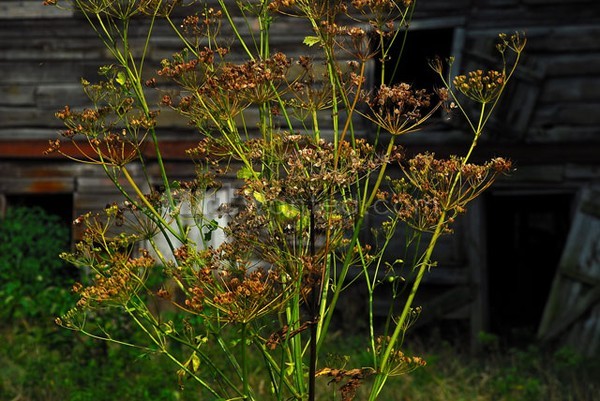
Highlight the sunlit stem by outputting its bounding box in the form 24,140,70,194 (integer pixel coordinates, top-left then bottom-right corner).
368,210,447,401
217,0,254,60
312,110,320,142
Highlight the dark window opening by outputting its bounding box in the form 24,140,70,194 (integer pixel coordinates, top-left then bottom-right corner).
376,27,454,90
6,193,73,236
486,193,573,346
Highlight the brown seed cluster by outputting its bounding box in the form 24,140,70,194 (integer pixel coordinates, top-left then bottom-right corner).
181,7,223,37
373,335,426,377
387,153,512,232
366,84,445,136
351,0,411,13
174,134,397,324
170,238,290,323
161,52,291,124
43,0,526,397
46,73,156,167
73,250,155,308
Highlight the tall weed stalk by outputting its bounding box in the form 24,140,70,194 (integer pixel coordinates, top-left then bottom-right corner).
43,0,525,399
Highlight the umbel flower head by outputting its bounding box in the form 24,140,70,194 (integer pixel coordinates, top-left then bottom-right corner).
43,0,181,18
173,243,291,324
365,84,447,136
449,32,526,105
388,153,512,232
453,69,505,104
45,67,157,167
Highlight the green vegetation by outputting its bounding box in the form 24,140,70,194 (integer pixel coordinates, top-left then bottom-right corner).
2,324,598,400
0,206,75,320
0,206,596,400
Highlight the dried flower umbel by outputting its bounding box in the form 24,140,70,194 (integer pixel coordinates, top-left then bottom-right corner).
453,69,505,104
44,0,524,400
365,83,447,135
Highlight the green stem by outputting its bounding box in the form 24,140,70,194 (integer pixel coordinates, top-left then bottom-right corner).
317,213,363,351
165,332,244,397
364,137,396,209
217,0,255,60
256,342,302,400
368,211,447,401
126,306,222,397
242,323,250,399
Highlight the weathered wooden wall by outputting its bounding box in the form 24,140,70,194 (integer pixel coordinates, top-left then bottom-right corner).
1,0,599,349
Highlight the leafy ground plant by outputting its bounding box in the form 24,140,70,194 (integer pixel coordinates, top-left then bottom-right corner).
0,206,75,321
43,0,525,400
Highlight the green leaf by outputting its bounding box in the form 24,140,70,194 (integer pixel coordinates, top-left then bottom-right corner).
277,202,299,220
116,71,127,86
303,36,321,47
236,165,255,179
253,191,266,204
285,362,295,376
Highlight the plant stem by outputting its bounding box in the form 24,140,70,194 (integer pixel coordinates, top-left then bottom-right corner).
308,201,317,401
368,211,446,401
242,323,250,399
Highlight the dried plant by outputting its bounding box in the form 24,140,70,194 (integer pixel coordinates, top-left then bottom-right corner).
44,0,525,400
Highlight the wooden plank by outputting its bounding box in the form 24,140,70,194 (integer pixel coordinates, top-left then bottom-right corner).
581,189,600,218
540,77,600,103
0,85,36,106
540,285,600,343
77,174,150,195
538,187,600,355
0,107,61,128
533,103,600,127
468,5,600,27
415,286,472,327
0,177,74,194
543,54,600,77
0,61,94,85
561,268,600,287
533,126,600,143
35,84,89,108
0,160,82,178
422,268,469,286
0,1,73,19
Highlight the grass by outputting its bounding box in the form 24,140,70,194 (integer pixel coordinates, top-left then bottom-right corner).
310,329,599,401
1,319,598,401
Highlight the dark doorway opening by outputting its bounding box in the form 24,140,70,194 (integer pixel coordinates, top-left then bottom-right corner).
486,192,573,345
